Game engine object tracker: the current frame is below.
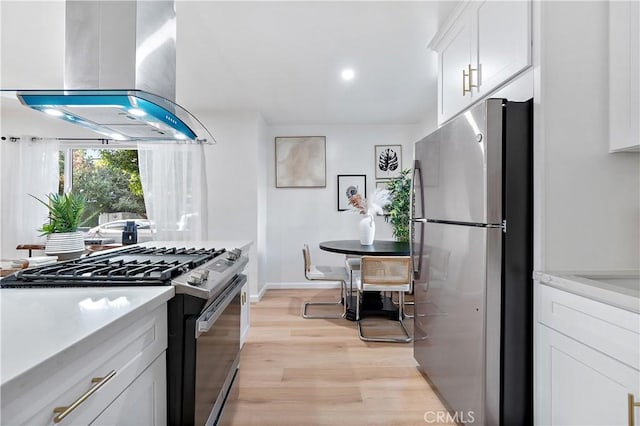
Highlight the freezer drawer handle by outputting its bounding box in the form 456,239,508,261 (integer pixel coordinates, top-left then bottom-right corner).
411,218,427,223
52,370,116,423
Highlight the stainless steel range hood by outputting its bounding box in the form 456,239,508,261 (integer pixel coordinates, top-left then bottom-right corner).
11,1,213,143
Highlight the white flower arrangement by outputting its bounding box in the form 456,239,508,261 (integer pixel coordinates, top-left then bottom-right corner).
347,188,391,216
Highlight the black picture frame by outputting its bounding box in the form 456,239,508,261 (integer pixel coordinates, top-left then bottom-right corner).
375,144,402,179
337,174,366,211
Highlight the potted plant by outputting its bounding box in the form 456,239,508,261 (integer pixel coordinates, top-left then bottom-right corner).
31,192,87,260
385,168,412,242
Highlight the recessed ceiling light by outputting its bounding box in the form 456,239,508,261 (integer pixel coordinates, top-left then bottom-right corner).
341,68,355,81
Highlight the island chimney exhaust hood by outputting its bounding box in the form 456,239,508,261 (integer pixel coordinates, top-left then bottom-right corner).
13,0,213,143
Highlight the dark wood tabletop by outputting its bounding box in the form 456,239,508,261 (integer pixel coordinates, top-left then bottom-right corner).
319,240,410,256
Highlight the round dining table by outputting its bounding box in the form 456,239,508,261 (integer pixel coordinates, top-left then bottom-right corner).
318,240,410,321
319,240,410,256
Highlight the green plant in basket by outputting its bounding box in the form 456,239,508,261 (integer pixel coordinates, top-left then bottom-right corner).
385,168,412,242
30,192,86,235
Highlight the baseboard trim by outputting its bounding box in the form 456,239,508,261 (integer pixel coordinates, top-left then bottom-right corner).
250,281,342,303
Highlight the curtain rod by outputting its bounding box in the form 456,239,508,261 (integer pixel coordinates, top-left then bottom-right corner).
1,136,212,145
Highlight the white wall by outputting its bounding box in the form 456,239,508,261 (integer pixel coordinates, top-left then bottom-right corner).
256,116,269,299
265,124,425,285
0,1,64,89
199,112,266,297
537,1,640,271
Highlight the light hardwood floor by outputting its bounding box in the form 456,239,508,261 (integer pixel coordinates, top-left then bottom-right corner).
220,289,455,426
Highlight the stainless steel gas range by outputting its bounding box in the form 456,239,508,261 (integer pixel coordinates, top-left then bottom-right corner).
1,244,248,426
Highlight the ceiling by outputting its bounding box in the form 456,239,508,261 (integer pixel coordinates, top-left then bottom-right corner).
174,1,452,125
0,1,456,135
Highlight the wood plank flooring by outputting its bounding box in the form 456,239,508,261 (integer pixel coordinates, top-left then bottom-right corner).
220,289,455,426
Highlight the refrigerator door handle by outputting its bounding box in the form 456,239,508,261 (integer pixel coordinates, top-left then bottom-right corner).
410,160,426,280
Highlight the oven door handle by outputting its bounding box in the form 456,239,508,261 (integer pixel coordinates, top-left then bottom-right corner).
196,274,246,338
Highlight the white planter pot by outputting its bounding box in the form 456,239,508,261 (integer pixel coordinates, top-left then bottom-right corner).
359,214,375,245
45,231,85,260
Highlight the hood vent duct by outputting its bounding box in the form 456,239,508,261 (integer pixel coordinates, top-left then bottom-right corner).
14,0,213,143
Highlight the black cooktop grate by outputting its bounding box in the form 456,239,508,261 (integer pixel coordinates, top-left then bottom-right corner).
1,246,226,288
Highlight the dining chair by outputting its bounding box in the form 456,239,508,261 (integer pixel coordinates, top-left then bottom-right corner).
355,256,412,342
343,255,362,320
301,244,348,319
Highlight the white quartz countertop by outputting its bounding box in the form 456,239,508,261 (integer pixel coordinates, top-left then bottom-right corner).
0,286,174,387
534,270,640,313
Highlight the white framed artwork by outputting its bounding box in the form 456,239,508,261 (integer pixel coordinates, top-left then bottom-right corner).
375,144,402,179
275,136,326,187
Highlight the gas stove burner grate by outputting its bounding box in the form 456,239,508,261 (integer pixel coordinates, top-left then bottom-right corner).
0,246,227,288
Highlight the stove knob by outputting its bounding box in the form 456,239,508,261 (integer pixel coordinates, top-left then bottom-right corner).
227,248,242,261
187,271,205,286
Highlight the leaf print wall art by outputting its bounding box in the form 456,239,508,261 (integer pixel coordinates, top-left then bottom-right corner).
375,145,402,179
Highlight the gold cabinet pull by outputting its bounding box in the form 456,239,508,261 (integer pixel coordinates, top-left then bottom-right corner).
468,63,478,90
462,68,470,96
629,393,640,426
462,64,477,96
52,370,116,423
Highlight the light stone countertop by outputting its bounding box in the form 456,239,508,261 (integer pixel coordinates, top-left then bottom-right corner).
533,270,640,314
0,286,174,388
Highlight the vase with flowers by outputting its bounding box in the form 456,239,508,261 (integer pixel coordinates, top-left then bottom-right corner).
347,188,390,245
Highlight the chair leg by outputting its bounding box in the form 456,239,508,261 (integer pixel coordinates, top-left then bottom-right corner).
357,291,412,343
302,281,347,319
391,291,415,318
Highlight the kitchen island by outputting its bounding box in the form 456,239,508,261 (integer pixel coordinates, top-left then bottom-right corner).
0,284,174,424
0,239,253,425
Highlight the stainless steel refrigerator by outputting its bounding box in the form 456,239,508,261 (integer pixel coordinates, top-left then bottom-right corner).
411,98,533,425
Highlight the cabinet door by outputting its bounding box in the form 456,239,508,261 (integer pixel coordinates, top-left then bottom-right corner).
240,282,250,348
91,354,167,426
609,0,640,152
439,16,474,124
474,0,531,97
536,324,640,426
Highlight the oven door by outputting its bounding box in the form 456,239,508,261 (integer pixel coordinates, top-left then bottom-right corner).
194,273,246,426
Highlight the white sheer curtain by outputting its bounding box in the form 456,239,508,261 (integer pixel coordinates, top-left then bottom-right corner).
0,136,60,259
137,143,208,242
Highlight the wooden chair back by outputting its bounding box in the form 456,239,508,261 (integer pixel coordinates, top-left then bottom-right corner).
360,256,411,287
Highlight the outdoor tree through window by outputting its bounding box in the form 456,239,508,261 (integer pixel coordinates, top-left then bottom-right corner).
61,149,146,228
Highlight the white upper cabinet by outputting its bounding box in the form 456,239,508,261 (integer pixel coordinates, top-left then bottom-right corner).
609,0,640,152
440,16,474,122
430,0,532,125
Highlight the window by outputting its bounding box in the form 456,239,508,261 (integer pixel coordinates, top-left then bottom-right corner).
60,146,147,230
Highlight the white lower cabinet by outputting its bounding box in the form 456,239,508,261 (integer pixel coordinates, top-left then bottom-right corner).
535,283,640,425
537,324,639,425
1,304,168,425
91,353,166,425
